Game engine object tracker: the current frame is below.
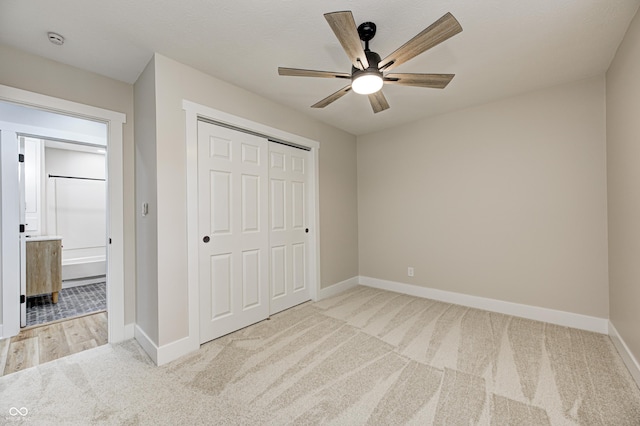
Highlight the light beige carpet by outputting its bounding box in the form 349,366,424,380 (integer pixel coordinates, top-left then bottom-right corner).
1,286,639,424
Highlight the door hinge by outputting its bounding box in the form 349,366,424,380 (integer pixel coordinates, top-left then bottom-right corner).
18,153,24,163
19,224,25,233
20,295,26,304
109,238,112,244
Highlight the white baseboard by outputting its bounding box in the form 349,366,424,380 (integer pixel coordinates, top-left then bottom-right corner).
609,322,640,388
134,325,159,365
156,335,199,366
359,276,609,334
0,324,3,340
123,323,135,340
133,275,359,366
134,324,199,366
317,276,360,300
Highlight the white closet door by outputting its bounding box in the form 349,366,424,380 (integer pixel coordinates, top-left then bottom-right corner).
268,142,311,314
198,122,269,344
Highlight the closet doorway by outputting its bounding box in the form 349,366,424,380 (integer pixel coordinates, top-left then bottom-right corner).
198,121,315,344
185,102,320,348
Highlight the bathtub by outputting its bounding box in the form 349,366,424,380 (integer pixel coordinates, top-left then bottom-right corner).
62,254,106,287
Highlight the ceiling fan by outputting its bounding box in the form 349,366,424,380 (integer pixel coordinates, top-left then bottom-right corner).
278,11,462,113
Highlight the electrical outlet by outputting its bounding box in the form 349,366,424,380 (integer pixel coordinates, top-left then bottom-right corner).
408,267,414,277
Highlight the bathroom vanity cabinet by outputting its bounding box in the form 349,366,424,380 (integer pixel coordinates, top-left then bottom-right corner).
26,237,62,303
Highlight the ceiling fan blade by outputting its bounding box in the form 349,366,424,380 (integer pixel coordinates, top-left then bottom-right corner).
278,67,351,79
368,91,390,113
324,11,369,70
379,12,462,71
384,73,455,88
311,85,352,108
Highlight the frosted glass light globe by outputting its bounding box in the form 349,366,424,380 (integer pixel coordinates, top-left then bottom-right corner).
352,73,383,95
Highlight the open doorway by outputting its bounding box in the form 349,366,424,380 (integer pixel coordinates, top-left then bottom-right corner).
22,137,108,328
0,87,126,375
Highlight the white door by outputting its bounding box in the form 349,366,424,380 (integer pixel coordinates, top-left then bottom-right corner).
268,142,311,314
0,130,23,336
23,137,42,236
198,122,269,344
18,138,27,327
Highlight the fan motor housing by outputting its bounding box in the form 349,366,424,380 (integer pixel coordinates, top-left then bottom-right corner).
352,50,382,75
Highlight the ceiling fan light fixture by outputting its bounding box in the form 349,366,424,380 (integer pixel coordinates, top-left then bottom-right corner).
351,70,383,95
278,11,462,112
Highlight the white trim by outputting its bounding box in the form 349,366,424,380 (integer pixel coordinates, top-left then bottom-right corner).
609,322,640,388
0,85,125,123
0,84,127,343
104,103,126,344
0,120,106,147
134,323,198,366
134,324,158,365
0,324,3,339
124,323,135,340
309,144,321,302
182,101,320,150
156,336,199,366
183,106,201,360
181,100,321,362
1,130,20,337
318,276,360,300
359,276,609,334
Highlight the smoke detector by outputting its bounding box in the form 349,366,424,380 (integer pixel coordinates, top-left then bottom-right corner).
47,32,65,46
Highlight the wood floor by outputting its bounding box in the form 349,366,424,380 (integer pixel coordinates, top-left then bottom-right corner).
0,311,107,377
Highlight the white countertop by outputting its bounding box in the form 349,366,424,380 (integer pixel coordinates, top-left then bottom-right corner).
25,235,62,241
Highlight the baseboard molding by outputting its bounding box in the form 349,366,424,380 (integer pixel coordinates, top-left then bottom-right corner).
609,322,640,388
134,325,159,365
317,276,360,300
359,276,609,334
130,278,361,366
156,335,199,366
0,324,3,340
123,323,135,340
134,324,199,366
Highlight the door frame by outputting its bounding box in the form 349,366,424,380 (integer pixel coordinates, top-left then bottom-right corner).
0,84,127,342
183,100,321,348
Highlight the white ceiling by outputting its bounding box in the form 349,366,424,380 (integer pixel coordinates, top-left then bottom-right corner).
1,0,638,135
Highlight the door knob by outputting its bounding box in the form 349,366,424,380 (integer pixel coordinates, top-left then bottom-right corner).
203,236,210,243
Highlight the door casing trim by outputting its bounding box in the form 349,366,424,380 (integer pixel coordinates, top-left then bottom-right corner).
0,84,127,342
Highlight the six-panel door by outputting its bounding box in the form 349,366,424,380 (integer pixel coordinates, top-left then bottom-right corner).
198,122,270,344
268,142,310,314
198,122,311,344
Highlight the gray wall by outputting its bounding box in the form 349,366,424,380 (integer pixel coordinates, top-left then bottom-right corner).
6,27,636,367
606,8,640,365
134,57,159,343
137,54,359,345
0,43,137,326
357,76,609,318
